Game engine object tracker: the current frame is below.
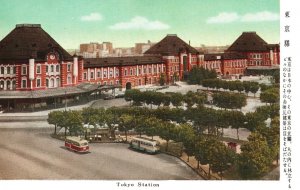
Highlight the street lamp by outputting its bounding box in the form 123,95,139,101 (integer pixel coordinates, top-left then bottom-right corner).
65,90,67,111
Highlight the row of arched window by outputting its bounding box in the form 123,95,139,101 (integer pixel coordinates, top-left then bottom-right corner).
0,80,16,90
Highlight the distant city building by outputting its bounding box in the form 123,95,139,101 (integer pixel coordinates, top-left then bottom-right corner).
135,40,156,54
79,42,113,58
113,47,135,57
196,45,229,54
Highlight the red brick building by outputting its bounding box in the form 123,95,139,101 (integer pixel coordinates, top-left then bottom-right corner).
0,24,89,110
0,24,83,91
203,53,248,76
83,56,164,89
226,32,280,67
0,25,280,110
144,34,201,82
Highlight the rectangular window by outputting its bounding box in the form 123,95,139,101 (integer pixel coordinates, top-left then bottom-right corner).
143,67,147,74
130,69,133,76
97,71,101,78
56,65,60,72
109,70,113,77
83,72,87,80
124,69,127,76
22,66,27,75
7,67,11,74
91,71,94,79
67,64,71,72
67,76,72,84
22,79,27,88
103,70,107,78
0,67,4,75
46,65,49,73
13,67,16,74
148,67,152,74
51,65,54,72
36,65,41,74
36,78,41,87
116,69,119,77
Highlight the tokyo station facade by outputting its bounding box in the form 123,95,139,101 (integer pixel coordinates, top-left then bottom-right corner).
0,24,280,111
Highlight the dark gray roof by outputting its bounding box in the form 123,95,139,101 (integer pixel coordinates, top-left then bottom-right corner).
0,24,72,63
144,34,199,56
226,32,271,52
84,55,163,68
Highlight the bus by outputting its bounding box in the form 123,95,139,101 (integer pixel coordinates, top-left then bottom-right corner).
130,137,160,154
65,136,89,153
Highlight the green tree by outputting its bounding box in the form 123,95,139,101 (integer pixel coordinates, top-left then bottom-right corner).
187,66,217,85
177,124,196,162
272,69,280,84
260,88,279,105
159,73,166,86
227,111,245,140
238,132,273,179
144,117,160,139
118,114,134,142
66,110,84,136
210,141,236,179
169,92,183,108
184,91,196,108
47,110,64,135
249,82,259,97
244,112,266,132
235,81,244,93
158,121,176,151
212,92,246,110
124,89,143,106
243,81,252,96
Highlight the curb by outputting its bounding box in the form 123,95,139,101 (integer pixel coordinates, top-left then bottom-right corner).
0,116,48,122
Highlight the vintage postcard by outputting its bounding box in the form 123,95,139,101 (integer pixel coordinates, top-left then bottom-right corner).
0,0,297,190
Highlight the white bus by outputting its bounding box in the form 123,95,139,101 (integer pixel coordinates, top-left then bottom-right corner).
130,137,160,154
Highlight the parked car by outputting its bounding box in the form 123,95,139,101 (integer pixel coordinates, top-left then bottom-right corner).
103,94,115,100
115,92,125,98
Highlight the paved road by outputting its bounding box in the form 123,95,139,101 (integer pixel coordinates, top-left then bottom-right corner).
0,126,201,180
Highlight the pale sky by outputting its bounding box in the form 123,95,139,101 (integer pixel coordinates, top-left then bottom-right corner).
0,0,280,49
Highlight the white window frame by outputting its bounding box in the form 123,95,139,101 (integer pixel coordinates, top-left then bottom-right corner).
22,65,27,75
36,78,41,88
36,64,41,74
21,78,27,88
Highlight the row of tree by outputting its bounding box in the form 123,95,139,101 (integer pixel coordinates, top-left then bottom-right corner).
124,89,207,108
260,87,279,105
186,66,217,85
48,103,279,179
202,79,260,96
212,92,247,110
